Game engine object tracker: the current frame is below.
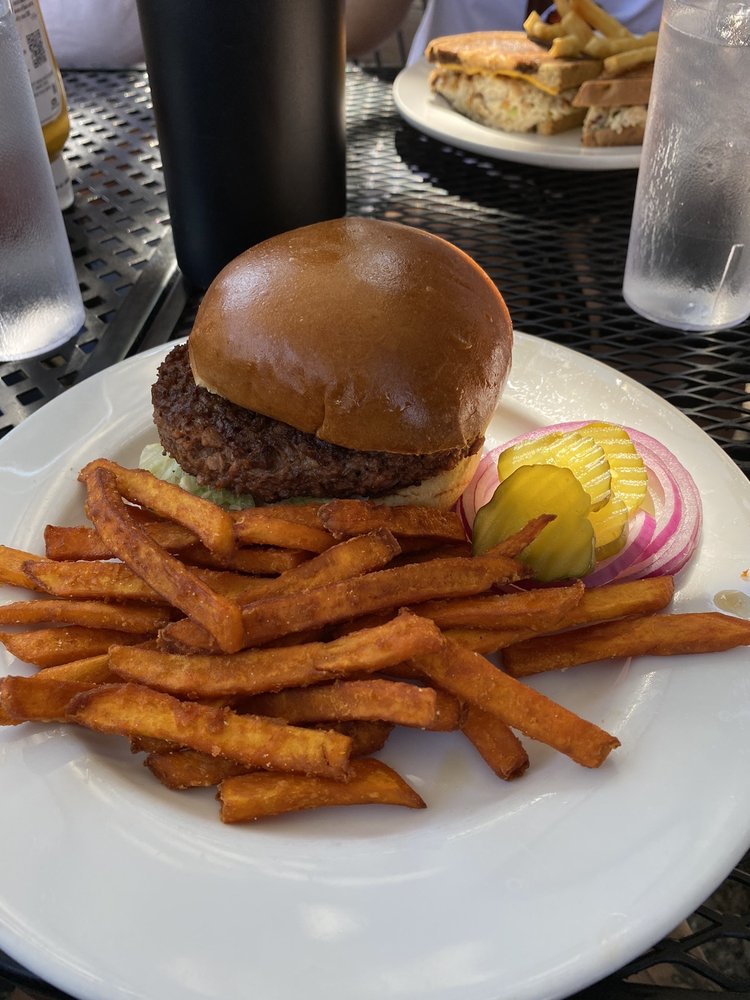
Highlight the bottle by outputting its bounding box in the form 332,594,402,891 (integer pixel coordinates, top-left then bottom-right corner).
0,0,84,361
622,0,750,332
12,0,73,209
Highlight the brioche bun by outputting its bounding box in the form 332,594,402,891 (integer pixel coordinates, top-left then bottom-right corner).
153,217,513,507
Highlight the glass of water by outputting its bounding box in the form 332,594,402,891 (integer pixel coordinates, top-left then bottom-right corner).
0,0,84,361
622,0,750,332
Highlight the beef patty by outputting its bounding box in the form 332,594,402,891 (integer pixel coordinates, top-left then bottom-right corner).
151,345,478,503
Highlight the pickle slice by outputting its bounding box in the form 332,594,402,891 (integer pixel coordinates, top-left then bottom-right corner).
497,430,611,511
472,464,595,582
579,422,648,515
589,493,629,560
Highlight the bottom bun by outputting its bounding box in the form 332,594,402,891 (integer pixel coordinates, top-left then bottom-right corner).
378,452,481,510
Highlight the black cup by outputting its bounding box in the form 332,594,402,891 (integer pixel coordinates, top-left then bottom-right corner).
135,0,346,290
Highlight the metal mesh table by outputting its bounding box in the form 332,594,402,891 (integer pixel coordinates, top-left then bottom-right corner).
1,65,749,1000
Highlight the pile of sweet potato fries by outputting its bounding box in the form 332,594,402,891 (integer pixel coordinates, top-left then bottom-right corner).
0,458,748,823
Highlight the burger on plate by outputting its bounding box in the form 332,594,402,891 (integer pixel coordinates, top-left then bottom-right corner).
149,217,513,509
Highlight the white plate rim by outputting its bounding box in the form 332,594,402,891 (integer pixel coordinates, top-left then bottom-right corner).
393,59,642,171
0,332,749,1000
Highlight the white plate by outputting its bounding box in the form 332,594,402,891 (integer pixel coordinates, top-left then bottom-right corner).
393,59,642,171
1,333,749,1000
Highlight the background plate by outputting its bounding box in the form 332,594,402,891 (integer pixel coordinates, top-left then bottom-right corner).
393,60,642,171
0,333,749,1000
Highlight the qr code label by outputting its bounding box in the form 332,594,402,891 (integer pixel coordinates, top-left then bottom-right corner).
25,27,47,69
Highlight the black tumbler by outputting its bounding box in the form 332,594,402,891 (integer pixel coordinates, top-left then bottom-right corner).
135,0,346,289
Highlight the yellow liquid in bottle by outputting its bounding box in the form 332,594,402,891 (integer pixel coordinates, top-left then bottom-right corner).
12,0,72,207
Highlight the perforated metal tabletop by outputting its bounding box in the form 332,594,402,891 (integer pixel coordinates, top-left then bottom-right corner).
0,65,749,1000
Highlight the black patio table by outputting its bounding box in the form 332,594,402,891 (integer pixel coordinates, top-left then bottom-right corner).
0,64,748,1000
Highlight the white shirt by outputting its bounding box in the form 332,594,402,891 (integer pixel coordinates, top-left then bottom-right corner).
407,0,663,63
39,0,144,68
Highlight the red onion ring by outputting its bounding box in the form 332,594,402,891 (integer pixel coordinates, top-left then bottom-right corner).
458,421,702,583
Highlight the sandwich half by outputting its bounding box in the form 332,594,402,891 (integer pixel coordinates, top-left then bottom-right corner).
426,31,603,135
572,63,653,146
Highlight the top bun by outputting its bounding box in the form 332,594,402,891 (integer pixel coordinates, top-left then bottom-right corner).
188,217,512,455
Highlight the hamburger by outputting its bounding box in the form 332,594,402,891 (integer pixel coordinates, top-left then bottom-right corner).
425,31,603,135
150,218,512,509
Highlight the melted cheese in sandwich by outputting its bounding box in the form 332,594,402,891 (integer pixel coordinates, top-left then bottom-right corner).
436,62,561,96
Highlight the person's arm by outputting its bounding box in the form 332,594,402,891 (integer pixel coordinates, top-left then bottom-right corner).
345,0,415,56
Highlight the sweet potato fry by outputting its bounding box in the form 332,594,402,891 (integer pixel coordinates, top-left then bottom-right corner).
233,509,335,553
461,703,529,780
502,611,750,677
0,599,174,633
45,521,192,561
0,545,49,592
410,581,585,630
483,514,555,558
145,748,249,789
145,719,395,790
179,543,309,575
0,626,151,668
158,528,402,652
80,459,236,559
42,653,116,683
25,558,168,603
239,554,526,648
1,675,95,723
323,719,394,757
317,499,466,542
244,678,439,729
111,612,444,698
80,465,244,653
415,641,620,768
218,758,425,822
441,626,535,654
67,683,352,778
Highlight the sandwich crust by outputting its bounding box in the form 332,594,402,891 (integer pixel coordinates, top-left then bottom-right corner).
426,31,602,92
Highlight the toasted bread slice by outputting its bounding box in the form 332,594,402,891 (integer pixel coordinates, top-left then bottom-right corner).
580,105,647,146
573,64,653,108
426,30,603,94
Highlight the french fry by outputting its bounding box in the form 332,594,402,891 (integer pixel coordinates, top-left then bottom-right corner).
159,528,402,652
461,703,530,780
0,545,49,592
179,542,310,576
131,608,437,690
1,675,96,723
584,30,658,57
145,748,250,789
549,34,587,58
244,679,439,729
81,459,236,559
68,683,352,778
233,509,335,553
218,758,426,822
145,719,396,790
571,0,632,37
112,612,444,698
416,641,620,768
0,598,174,633
80,465,244,653
324,719,395,757
42,653,116,683
239,554,526,648
602,45,657,76
317,499,466,543
410,581,585,630
25,558,170,603
524,10,568,42
502,611,750,677
484,514,555,558
0,626,151,668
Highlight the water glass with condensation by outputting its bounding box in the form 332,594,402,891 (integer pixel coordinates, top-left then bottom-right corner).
0,0,84,361
623,0,750,332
